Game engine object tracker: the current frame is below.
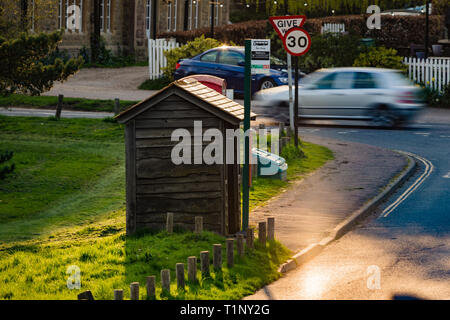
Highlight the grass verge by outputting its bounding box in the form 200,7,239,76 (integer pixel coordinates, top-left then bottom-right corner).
0,94,138,113
0,117,332,300
249,140,334,211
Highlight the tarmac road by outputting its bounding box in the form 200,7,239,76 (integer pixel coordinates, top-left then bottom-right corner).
247,107,450,300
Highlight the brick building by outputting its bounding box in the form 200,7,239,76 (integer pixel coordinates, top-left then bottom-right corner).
19,0,230,59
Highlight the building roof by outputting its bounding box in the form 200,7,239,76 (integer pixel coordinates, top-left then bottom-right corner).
115,78,256,124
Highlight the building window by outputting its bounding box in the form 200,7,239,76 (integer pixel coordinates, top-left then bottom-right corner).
100,0,104,32
58,0,83,32
146,0,152,34
99,0,111,33
106,0,111,32
167,1,172,31
173,0,177,31
193,0,198,29
215,2,219,26
188,0,192,30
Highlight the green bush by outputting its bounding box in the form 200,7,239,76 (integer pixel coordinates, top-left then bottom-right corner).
422,84,450,108
162,35,223,80
138,76,171,90
298,33,364,73
353,46,406,71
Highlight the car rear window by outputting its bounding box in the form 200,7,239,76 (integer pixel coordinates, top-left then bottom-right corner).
219,50,244,66
353,72,378,89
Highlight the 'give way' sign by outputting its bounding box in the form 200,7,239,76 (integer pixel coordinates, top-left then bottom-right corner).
269,15,306,39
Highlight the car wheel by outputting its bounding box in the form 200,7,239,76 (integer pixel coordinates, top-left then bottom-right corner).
369,105,396,128
259,78,276,90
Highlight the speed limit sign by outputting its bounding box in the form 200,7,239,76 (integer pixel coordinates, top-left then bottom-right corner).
283,27,311,56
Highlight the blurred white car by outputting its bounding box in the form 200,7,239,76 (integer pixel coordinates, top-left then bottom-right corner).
254,67,425,126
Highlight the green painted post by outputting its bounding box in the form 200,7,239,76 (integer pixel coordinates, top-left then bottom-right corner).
242,39,251,231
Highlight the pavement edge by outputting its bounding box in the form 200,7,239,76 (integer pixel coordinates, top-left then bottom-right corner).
277,153,417,274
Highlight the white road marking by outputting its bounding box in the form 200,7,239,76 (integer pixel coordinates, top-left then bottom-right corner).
380,151,434,218
414,132,430,136
443,171,450,179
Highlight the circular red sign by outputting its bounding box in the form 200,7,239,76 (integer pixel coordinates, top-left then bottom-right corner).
282,27,312,56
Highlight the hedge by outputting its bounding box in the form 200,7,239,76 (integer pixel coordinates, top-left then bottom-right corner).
158,14,445,54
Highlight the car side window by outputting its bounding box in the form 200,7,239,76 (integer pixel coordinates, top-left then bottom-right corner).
353,72,378,89
315,73,336,89
218,50,244,66
332,72,354,89
200,51,218,63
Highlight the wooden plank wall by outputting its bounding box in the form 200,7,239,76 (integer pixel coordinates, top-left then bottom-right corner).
131,95,226,234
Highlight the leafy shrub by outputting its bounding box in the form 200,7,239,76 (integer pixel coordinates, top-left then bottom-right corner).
422,84,450,108
162,35,223,80
298,33,364,73
159,14,445,55
353,46,406,71
138,76,171,90
81,37,143,68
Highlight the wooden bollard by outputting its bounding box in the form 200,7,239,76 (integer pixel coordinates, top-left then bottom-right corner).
146,276,155,299
55,94,63,120
279,122,285,136
226,239,234,268
195,216,203,234
200,251,210,278
213,244,222,270
166,212,173,233
114,289,123,300
161,269,170,293
176,263,185,290
287,126,292,137
187,256,197,283
237,234,245,257
258,222,267,245
114,98,120,115
130,282,139,300
267,217,275,241
246,228,254,249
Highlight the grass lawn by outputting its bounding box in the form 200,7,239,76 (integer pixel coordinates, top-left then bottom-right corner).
0,94,138,113
0,116,332,300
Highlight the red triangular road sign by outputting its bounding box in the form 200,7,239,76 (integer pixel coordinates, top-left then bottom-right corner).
269,15,307,40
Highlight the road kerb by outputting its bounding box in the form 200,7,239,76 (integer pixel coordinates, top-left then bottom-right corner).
278,153,417,274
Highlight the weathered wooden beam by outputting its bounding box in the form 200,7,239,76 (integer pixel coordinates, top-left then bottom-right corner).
187,256,197,283
130,282,139,300
226,239,234,268
213,244,222,270
176,263,185,290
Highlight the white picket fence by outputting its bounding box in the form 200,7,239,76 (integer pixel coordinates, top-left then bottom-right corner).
404,57,450,93
148,38,180,80
321,23,346,34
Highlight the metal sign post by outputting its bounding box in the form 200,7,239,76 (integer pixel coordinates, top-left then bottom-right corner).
242,39,251,231
269,16,311,149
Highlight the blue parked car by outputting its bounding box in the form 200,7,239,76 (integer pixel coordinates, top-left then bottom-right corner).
173,46,293,95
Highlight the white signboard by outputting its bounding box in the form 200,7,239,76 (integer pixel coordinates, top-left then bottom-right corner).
251,39,270,75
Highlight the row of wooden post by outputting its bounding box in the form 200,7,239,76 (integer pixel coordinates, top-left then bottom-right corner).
54,94,121,120
78,216,276,300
